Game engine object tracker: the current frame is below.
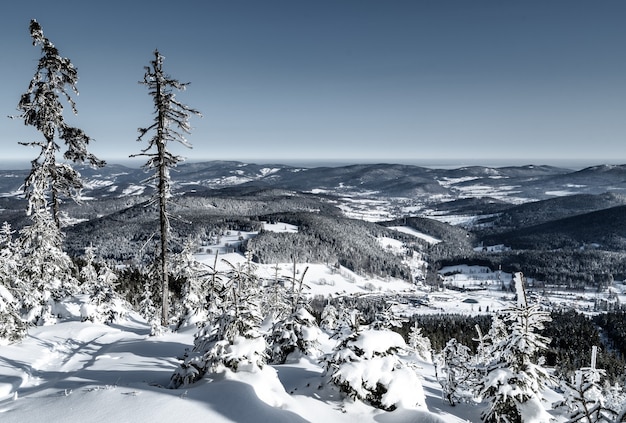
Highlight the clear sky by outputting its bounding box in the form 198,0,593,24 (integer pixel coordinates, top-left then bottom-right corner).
1,0,625,167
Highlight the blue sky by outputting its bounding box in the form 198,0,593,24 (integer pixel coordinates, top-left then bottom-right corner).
1,0,625,167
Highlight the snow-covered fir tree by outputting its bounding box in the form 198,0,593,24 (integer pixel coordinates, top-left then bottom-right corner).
261,263,290,323
476,272,553,423
0,222,27,344
266,264,321,364
9,19,104,327
138,280,162,336
436,338,475,406
408,320,432,362
79,247,125,325
555,346,618,423
80,245,99,282
319,301,339,333
171,240,210,329
267,306,322,364
371,301,406,331
17,208,77,325
170,253,266,388
13,19,104,230
321,315,427,411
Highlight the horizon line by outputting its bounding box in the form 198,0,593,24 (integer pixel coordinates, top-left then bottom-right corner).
0,157,625,170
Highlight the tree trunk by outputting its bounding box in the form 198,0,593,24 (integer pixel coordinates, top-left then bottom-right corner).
155,53,169,327
158,160,169,327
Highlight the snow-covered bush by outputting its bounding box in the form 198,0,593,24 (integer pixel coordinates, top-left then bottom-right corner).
322,326,427,411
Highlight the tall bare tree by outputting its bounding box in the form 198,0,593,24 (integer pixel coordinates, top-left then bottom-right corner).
133,50,201,326
13,19,105,229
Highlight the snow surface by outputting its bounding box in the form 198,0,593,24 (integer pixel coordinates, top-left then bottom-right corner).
0,257,577,422
0,309,468,423
388,226,441,244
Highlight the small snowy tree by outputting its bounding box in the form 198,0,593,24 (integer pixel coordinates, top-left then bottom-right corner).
79,244,99,292
320,301,339,333
267,262,322,364
436,338,475,406
261,263,290,322
267,306,322,364
556,346,617,423
408,320,432,362
321,324,427,411
80,249,125,325
0,223,27,343
170,253,266,388
17,209,77,325
371,301,406,331
268,262,321,364
171,240,210,329
138,280,161,336
132,50,201,327
476,273,553,423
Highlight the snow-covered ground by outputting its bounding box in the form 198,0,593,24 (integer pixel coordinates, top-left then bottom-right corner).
0,309,487,423
0,261,575,423
388,226,441,244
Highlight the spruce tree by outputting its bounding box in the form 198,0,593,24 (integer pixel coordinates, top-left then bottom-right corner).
9,19,103,326
476,273,553,423
132,50,201,327
170,253,266,387
556,346,617,423
437,338,475,406
266,263,321,364
0,223,27,343
13,19,104,229
171,240,210,329
408,321,432,362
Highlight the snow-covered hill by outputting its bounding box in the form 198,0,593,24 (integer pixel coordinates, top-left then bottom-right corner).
2,251,614,422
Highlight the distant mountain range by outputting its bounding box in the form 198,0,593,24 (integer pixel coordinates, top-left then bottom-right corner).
2,161,626,202
3,160,626,284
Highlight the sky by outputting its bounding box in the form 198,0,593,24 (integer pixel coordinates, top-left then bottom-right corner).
1,0,625,168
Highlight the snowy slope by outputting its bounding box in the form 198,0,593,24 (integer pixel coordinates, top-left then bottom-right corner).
0,313,459,423
0,254,578,423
